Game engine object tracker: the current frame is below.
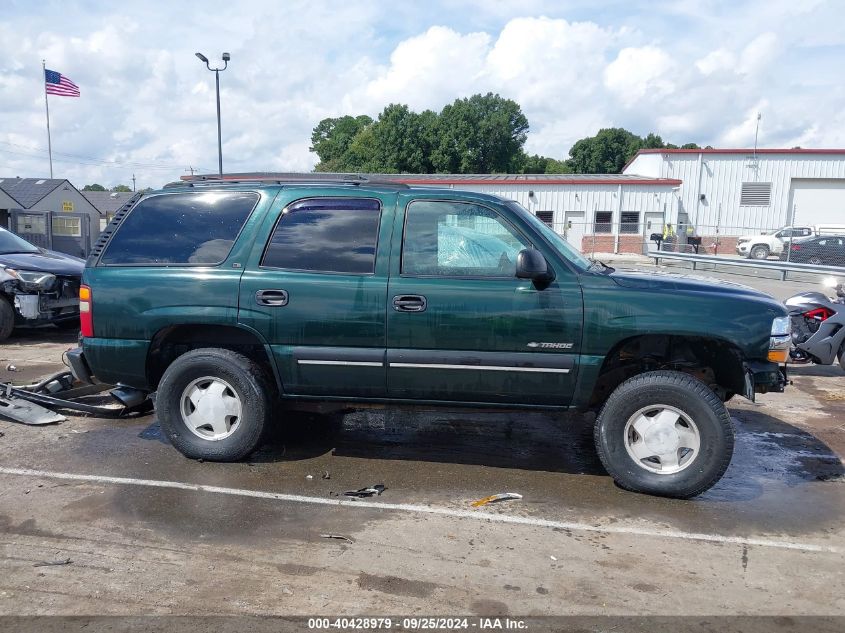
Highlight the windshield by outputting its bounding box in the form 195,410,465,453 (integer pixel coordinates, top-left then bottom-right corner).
505,201,591,270
0,228,39,254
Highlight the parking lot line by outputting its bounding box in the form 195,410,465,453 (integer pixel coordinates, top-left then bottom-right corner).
0,465,840,554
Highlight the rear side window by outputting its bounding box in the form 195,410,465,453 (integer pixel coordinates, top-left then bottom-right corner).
261,198,381,274
100,192,258,265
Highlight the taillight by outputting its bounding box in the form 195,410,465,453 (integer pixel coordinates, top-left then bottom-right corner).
79,284,93,337
791,244,802,251
804,307,833,322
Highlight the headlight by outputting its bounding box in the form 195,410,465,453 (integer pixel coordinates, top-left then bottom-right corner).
737,238,749,244
3,268,57,290
768,316,792,363
771,316,791,336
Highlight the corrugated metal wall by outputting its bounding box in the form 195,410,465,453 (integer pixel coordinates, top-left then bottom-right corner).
633,153,845,234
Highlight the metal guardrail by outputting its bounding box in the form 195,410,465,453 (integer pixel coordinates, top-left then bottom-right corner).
650,250,844,281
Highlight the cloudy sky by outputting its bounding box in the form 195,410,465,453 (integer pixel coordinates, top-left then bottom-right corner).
1,0,843,189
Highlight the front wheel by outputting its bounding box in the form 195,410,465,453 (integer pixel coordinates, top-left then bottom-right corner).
157,348,272,461
594,370,734,498
749,245,769,260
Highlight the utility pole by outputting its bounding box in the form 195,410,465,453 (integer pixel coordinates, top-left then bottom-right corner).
131,174,136,192
753,112,762,158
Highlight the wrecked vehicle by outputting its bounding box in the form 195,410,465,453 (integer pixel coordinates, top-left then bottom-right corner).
0,227,83,340
69,175,789,499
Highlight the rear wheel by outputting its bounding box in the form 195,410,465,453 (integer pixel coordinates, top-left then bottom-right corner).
749,245,769,260
157,348,272,461
594,370,734,498
0,297,14,341
809,255,823,266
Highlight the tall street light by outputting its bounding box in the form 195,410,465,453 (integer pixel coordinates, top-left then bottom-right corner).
195,51,230,175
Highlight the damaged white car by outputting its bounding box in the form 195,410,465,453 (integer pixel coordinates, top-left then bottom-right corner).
0,227,84,340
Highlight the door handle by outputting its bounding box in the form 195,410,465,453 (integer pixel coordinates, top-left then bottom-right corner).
255,289,289,307
392,294,427,312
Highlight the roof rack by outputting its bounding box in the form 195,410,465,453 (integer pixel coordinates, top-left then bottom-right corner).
164,172,409,189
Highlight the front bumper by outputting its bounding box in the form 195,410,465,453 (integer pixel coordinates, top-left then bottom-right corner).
736,242,750,255
744,360,787,401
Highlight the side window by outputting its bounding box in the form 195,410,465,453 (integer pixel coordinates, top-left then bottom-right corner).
100,192,258,265
402,200,531,277
261,198,381,274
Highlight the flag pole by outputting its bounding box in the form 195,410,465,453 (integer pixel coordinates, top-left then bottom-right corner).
42,59,53,178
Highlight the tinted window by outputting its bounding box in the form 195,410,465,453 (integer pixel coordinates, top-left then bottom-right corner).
261,198,381,274
101,192,257,265
402,200,530,277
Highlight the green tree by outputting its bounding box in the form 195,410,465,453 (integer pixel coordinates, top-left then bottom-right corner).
111,184,132,192
82,183,106,191
566,128,644,174
310,115,373,172
432,93,529,173
566,129,700,173
518,153,572,174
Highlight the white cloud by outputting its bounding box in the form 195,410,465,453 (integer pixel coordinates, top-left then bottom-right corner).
695,49,736,76
604,46,676,107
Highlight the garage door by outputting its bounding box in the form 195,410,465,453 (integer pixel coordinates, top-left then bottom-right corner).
789,179,845,225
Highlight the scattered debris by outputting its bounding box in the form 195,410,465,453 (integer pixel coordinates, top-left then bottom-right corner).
322,470,330,480
33,557,72,567
550,555,558,561
471,492,523,507
319,533,355,544
343,484,386,498
0,387,65,425
305,474,314,480
5,364,18,372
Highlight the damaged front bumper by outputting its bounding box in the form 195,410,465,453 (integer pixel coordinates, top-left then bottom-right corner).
1,274,80,327
743,360,788,401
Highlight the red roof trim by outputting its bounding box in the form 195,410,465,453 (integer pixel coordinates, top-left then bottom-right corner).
395,178,682,186
633,148,845,155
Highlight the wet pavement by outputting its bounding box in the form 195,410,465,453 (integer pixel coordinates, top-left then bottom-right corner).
0,273,843,616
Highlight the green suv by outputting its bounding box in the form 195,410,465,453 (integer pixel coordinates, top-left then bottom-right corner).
67,176,790,498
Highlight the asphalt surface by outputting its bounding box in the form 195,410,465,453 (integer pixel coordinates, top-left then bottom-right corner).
0,269,843,619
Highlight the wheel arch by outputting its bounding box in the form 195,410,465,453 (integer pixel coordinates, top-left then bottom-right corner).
588,333,746,408
146,323,282,392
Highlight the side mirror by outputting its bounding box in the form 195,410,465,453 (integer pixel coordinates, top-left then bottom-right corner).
516,248,555,286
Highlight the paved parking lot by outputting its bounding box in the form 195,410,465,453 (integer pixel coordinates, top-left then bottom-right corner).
0,268,843,617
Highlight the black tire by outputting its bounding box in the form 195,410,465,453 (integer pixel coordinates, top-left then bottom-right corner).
0,297,14,341
157,348,272,461
749,245,769,260
838,343,845,373
593,370,734,499
809,256,823,266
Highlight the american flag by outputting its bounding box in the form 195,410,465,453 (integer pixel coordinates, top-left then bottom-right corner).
44,69,80,97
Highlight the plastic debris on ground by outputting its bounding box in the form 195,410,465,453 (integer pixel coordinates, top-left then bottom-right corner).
33,557,72,567
470,492,523,507
343,484,386,498
319,533,354,543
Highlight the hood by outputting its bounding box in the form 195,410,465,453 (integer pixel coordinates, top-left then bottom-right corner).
609,268,773,300
0,249,85,277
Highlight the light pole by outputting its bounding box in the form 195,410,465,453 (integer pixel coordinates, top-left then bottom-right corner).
195,52,230,175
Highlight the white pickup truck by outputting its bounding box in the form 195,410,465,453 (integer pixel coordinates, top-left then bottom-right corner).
736,225,845,259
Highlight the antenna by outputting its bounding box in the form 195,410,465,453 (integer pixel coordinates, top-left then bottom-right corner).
753,112,762,159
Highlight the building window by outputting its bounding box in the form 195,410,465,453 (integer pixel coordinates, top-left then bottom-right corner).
620,212,640,234
594,211,612,234
52,216,81,237
17,214,47,235
740,182,772,206
535,211,554,227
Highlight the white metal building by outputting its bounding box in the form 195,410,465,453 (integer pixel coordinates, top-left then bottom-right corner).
623,149,845,236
